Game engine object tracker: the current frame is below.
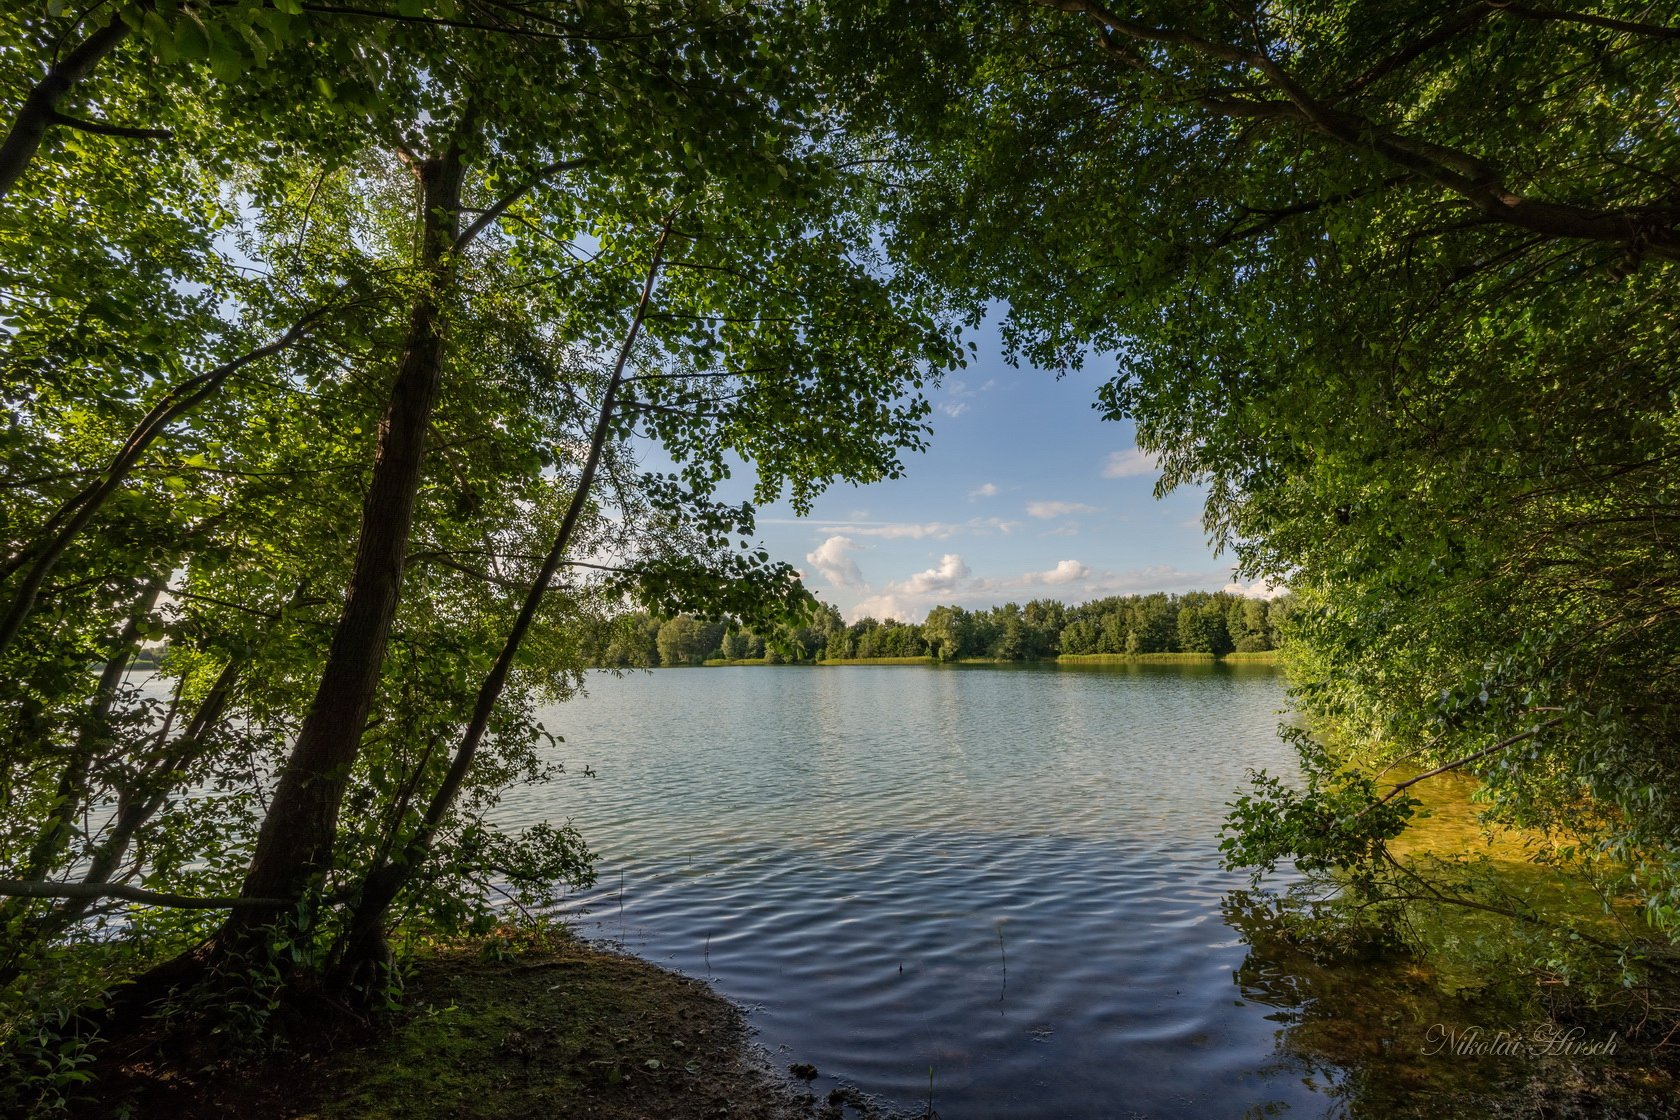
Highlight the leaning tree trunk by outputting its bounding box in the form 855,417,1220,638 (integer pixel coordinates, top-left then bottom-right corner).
336,219,672,985
51,656,244,931
213,147,465,961
2,577,163,892
0,15,128,202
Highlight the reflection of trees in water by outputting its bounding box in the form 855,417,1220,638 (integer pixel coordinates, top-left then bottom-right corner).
1220,889,1670,1120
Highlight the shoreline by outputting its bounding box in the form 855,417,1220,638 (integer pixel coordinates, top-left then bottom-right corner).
685,650,1283,668
100,931,862,1120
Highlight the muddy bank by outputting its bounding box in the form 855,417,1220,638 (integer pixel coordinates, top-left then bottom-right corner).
91,933,898,1120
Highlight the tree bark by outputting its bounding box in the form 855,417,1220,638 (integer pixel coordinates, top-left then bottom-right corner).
216,146,465,955
337,218,672,982
0,15,129,202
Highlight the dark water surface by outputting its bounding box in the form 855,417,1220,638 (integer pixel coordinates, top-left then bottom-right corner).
500,661,1331,1118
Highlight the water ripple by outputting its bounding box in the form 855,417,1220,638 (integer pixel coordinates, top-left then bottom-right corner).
500,663,1317,1119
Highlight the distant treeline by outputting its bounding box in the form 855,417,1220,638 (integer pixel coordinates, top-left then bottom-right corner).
598,591,1289,667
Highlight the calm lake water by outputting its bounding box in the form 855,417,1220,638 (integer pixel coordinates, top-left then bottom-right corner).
503,662,1335,1118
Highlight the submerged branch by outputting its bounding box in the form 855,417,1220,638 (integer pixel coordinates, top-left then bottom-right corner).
1360,716,1568,815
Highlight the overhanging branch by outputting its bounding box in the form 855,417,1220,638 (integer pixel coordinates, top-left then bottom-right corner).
47,110,171,141
1364,715,1569,813
0,878,290,910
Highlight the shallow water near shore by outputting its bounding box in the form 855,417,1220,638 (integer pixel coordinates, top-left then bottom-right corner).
497,663,1659,1118
503,662,1312,1117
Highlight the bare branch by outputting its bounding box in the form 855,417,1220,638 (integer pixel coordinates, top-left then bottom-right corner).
1368,715,1569,810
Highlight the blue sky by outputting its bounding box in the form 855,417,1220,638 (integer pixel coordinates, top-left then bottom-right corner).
705,325,1267,623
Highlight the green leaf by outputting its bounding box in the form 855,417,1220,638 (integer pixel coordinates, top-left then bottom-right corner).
173,14,210,60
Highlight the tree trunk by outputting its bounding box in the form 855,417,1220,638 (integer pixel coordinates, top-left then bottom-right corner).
47,657,244,934
216,147,464,957
337,219,672,985
0,576,160,980
0,15,128,202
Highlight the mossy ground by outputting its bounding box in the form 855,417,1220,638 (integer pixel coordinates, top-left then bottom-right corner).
90,931,832,1120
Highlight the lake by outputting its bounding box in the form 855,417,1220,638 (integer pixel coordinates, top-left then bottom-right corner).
501,662,1335,1118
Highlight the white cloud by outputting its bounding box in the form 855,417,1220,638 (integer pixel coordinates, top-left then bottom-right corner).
847,553,972,622
1041,559,1091,585
1222,575,1288,600
1102,448,1159,479
1085,564,1225,596
974,562,1225,599
1026,500,1099,520
934,377,999,423
805,535,865,589
969,482,999,500
971,559,1090,593
850,521,958,540
848,593,923,623
772,517,1021,541
901,553,970,595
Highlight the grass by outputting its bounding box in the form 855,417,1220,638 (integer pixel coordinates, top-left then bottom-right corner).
1058,650,1280,663
679,651,1285,668
1056,651,1214,663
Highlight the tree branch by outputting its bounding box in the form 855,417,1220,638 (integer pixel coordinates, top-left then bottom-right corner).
0,304,342,657
0,878,289,910
46,109,171,141
1369,715,1569,809
1497,4,1680,41
1213,175,1412,246
1331,4,1493,102
455,157,591,249
1044,0,1680,262
0,14,129,201
341,214,678,967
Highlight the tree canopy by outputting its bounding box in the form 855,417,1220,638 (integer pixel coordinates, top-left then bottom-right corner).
601,589,1284,666
849,0,1680,938
0,2,961,1102
5,0,1680,1108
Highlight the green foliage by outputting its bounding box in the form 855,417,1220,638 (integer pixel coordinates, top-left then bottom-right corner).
605,589,1278,667
0,995,98,1116
837,591,1276,661
1222,732,1418,891
0,0,963,1091
655,616,726,668
851,0,1680,945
